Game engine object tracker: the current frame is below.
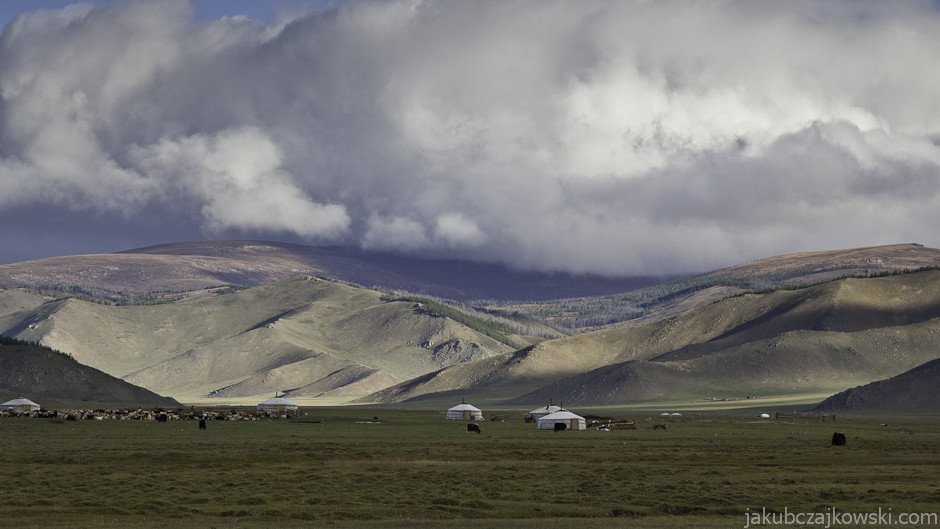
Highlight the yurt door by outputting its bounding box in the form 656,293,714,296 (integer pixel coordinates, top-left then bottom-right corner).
463,411,472,420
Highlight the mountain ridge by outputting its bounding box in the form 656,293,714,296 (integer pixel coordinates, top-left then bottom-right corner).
0,240,666,302
2,242,940,409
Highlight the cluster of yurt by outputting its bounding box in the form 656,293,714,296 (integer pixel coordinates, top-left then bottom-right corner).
443,399,588,430
446,401,483,421
0,397,41,414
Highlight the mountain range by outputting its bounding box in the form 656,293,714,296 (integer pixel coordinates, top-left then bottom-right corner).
1,241,939,411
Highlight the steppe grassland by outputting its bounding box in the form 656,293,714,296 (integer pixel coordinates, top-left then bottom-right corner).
0,410,938,529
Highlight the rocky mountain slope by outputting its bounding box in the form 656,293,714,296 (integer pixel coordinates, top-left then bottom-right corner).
0,276,516,403
364,270,940,407
0,337,178,408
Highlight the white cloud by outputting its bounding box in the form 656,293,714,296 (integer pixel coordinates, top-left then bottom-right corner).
362,214,429,251
132,127,350,238
434,213,485,248
1,0,940,272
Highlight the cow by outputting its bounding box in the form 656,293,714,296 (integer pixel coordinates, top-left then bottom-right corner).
553,422,567,432
831,432,846,446
653,424,668,430
467,423,481,434
198,419,206,430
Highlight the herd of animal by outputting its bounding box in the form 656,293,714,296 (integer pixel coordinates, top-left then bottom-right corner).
0,407,270,422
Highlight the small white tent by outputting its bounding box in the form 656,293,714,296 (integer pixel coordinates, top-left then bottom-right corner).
525,404,561,422
537,409,586,431
446,403,483,421
1,397,40,414
256,397,298,413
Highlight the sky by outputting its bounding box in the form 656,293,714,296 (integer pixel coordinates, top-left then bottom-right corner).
1,0,940,276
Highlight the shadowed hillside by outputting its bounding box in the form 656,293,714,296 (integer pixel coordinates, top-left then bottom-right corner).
363,270,940,407
0,337,178,408
813,358,940,413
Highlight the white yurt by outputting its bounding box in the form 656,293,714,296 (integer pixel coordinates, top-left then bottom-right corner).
1,397,41,414
256,396,298,413
446,402,483,421
537,409,586,431
524,404,561,422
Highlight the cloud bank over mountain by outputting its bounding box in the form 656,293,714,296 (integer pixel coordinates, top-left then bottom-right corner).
1,0,939,274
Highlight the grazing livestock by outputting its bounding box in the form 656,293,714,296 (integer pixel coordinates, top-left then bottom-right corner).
653,424,668,430
832,432,846,446
554,422,567,432
467,423,481,434
198,419,206,430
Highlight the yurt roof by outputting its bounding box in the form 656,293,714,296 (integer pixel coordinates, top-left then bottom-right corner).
1,397,40,407
447,403,481,412
528,405,561,415
258,397,298,406
539,409,584,421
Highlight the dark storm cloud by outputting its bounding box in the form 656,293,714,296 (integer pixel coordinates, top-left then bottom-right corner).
1,0,940,273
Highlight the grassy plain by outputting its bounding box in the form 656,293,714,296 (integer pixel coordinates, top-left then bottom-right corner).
1,409,938,529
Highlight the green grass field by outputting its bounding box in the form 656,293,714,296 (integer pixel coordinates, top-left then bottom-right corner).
1,409,938,529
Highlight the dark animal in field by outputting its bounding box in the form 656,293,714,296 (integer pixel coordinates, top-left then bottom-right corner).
156,412,168,423
467,423,481,434
554,422,567,432
832,432,846,446
198,419,206,430
653,424,668,430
